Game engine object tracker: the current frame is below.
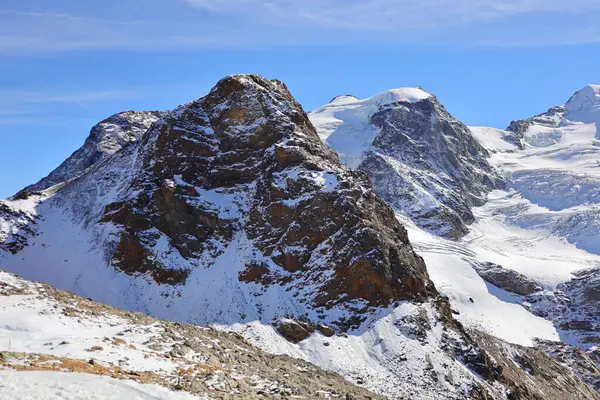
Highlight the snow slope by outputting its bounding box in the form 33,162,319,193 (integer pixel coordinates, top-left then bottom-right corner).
436,86,600,361
476,86,600,255
419,86,600,347
0,371,200,400
403,201,598,347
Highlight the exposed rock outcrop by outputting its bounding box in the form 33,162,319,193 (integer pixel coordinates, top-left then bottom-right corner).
472,262,541,296
0,199,38,254
472,332,600,400
506,106,565,149
527,268,600,348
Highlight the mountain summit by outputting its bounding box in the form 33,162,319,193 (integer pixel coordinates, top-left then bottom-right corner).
310,88,503,238
507,84,600,147
0,75,432,329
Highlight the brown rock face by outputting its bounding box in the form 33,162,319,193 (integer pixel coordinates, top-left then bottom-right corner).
275,320,336,343
100,74,432,322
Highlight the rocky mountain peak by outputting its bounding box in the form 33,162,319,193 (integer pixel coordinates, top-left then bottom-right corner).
106,74,433,314
1,74,433,331
22,110,166,194
506,84,600,147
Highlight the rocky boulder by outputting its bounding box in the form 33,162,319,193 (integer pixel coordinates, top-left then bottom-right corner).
473,262,541,296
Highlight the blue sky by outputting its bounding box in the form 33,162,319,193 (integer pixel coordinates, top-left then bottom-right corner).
1,0,600,198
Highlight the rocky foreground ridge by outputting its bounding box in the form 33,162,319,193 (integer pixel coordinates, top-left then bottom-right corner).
0,269,383,399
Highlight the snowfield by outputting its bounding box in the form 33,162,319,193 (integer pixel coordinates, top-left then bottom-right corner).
450,89,600,347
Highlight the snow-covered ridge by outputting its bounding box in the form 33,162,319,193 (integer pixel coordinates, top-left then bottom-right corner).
564,85,600,136
565,84,600,114
505,84,600,148
22,110,166,194
326,87,432,108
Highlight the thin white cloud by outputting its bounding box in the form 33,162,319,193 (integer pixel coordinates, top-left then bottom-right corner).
184,0,600,30
0,86,179,127
0,88,163,106
0,6,253,54
1,1,600,53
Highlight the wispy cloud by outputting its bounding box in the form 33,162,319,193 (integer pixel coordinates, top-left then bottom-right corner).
0,5,250,54
0,86,178,126
1,0,600,53
1,88,160,105
184,0,600,29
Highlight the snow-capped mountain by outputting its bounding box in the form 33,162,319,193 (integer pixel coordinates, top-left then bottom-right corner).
310,83,600,397
475,84,600,256
465,85,600,374
506,84,600,149
310,89,504,239
1,75,600,399
0,75,432,327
